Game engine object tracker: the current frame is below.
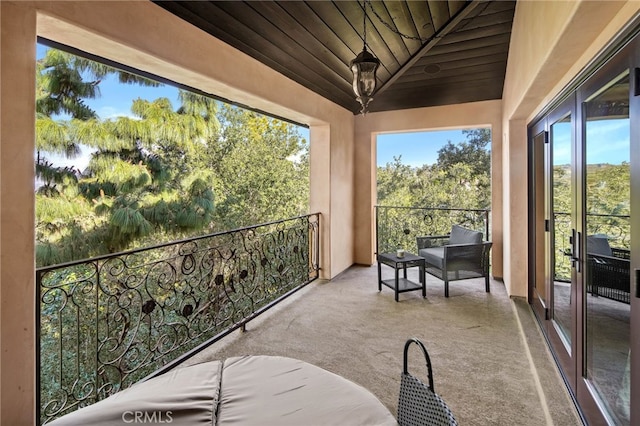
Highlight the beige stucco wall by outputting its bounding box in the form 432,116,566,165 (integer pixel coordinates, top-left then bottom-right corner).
353,100,504,279
1,3,38,424
501,0,639,297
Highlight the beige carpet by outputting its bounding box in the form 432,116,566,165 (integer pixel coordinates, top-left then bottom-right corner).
182,265,583,426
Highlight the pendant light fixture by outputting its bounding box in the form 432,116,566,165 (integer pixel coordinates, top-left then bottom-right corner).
350,0,380,114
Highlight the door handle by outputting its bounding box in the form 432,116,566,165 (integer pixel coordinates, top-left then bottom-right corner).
569,229,581,272
574,231,581,272
569,229,576,266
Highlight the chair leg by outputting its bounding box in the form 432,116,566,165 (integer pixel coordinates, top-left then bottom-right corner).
485,274,490,293
444,275,449,298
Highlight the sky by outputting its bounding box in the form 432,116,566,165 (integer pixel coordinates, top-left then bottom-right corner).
377,129,467,167
549,119,629,165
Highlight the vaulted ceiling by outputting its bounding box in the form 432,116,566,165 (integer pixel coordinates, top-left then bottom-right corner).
154,0,516,115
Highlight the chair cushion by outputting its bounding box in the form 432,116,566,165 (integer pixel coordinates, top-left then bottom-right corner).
449,225,482,245
48,360,223,426
587,235,612,257
419,247,445,269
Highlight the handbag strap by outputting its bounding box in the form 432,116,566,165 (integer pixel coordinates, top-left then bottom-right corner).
403,338,434,392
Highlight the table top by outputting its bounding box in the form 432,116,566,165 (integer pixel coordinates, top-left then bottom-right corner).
378,252,424,263
49,355,397,426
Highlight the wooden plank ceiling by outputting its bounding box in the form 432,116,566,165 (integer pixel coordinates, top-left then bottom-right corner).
154,0,516,115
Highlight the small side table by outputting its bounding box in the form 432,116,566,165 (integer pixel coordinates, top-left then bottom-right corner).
377,252,426,302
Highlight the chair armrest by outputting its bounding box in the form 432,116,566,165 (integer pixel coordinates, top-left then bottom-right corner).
443,241,492,251
416,235,450,249
443,241,492,262
587,252,630,267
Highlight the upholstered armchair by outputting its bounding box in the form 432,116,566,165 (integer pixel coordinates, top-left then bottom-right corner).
586,235,630,304
416,225,492,297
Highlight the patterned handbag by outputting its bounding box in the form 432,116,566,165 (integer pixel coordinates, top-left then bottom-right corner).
397,338,458,426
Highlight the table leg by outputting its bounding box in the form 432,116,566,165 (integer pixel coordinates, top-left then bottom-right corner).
403,263,407,279
395,266,399,302
377,261,382,291
420,262,426,298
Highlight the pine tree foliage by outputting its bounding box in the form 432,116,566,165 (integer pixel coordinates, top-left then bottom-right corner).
36,50,100,120
36,117,75,154
35,48,156,219
35,47,309,267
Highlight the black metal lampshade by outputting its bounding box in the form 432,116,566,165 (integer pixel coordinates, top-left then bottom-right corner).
350,48,380,114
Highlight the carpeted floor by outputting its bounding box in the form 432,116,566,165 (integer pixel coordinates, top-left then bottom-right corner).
182,265,583,426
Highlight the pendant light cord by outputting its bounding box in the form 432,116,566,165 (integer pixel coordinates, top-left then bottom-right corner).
362,0,368,51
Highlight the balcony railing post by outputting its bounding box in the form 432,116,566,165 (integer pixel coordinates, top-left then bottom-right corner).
36,271,42,426
315,213,320,276
375,206,379,255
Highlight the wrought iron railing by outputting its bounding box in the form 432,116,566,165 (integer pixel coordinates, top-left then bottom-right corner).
37,213,320,424
553,212,630,282
375,206,490,255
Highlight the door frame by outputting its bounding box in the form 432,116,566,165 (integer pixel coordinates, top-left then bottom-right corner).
629,37,640,426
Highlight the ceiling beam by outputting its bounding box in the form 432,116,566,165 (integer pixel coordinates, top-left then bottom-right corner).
375,0,483,97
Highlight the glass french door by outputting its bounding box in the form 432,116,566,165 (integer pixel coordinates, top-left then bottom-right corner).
530,33,638,425
578,64,631,425
530,95,577,388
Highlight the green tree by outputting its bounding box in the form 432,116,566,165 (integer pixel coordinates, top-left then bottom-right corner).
207,104,309,230
414,162,488,210
586,163,630,216
432,128,491,209
376,156,420,206
377,129,492,210
435,128,491,177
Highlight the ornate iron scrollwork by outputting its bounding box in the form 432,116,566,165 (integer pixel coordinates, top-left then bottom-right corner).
37,213,320,423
